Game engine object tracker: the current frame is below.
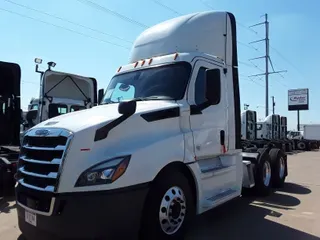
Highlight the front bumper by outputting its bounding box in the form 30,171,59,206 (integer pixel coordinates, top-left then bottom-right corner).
16,183,149,239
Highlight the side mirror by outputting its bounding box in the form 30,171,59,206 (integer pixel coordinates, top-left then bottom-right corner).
205,69,221,105
98,88,104,105
26,109,38,127
118,100,137,116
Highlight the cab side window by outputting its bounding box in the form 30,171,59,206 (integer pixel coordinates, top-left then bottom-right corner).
194,67,221,105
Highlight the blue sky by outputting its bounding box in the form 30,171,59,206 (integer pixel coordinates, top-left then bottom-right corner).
0,0,319,130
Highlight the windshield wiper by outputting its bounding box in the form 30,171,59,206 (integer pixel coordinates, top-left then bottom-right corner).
132,96,175,101
100,100,117,105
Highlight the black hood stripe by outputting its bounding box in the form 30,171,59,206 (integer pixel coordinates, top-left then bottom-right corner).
140,107,180,122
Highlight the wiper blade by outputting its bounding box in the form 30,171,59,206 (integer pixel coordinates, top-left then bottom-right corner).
132,96,175,101
100,100,117,105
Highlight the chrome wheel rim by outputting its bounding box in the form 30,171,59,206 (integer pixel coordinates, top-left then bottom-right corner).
263,161,271,186
279,157,285,179
159,186,186,235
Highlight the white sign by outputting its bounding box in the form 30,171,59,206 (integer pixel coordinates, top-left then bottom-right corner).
288,88,309,111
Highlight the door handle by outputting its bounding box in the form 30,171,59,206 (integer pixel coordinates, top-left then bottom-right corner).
220,130,226,153
220,130,225,146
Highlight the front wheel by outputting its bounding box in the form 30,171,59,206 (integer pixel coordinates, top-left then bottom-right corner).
140,171,195,240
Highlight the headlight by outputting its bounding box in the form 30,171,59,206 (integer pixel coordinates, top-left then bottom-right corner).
75,155,131,187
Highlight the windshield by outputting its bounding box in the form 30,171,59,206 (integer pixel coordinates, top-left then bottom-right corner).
289,131,300,137
101,62,191,104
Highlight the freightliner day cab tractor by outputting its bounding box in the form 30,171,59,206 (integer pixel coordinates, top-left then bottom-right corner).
1,60,101,196
241,110,292,152
24,60,101,131
256,114,293,152
287,128,319,151
16,11,288,240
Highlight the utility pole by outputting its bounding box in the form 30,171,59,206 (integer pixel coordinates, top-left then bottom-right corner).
271,96,275,114
248,14,287,118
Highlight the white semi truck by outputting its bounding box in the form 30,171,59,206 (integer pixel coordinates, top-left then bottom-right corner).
24,62,102,130
16,11,288,239
287,125,320,150
243,111,292,152
256,114,293,152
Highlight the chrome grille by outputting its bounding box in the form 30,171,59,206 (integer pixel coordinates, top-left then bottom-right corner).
17,128,73,193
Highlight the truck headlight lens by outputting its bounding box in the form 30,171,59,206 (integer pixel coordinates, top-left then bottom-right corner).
75,155,131,187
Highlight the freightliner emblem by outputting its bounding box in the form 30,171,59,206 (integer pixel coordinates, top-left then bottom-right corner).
35,129,50,136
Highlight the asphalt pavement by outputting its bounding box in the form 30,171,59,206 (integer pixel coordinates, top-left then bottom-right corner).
1,150,320,240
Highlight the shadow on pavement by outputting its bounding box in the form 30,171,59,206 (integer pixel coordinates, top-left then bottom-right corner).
0,195,16,214
186,195,319,240
253,192,300,210
277,182,312,195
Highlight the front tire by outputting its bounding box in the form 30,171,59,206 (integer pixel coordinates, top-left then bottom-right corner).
140,171,195,240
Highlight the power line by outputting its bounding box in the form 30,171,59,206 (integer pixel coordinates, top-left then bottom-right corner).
249,14,287,117
240,74,264,88
0,7,130,50
76,0,148,28
198,0,257,34
152,0,181,16
4,0,133,44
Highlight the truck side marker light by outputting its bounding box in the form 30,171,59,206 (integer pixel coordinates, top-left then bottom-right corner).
111,158,130,181
117,66,122,72
148,58,153,65
174,53,179,60
80,148,91,151
134,62,139,68
221,145,226,154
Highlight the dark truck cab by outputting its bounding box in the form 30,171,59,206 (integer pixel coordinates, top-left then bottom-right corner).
0,61,21,195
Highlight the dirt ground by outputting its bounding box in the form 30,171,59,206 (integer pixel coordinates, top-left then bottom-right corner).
1,150,320,240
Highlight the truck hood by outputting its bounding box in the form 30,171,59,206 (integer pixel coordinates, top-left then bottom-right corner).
34,100,179,132
42,70,98,105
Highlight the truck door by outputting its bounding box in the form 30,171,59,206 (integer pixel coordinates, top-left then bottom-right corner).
188,60,238,207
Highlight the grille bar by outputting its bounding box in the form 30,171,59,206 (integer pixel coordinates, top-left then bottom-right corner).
18,179,55,192
23,145,66,151
20,155,62,165
19,167,58,179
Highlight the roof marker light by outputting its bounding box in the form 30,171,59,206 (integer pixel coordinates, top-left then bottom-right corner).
117,66,122,72
174,53,179,60
134,62,139,68
148,58,153,65
141,60,145,66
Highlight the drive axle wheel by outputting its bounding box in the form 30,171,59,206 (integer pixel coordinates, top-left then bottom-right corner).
297,141,306,151
140,171,195,240
254,148,272,196
269,148,287,188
